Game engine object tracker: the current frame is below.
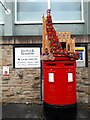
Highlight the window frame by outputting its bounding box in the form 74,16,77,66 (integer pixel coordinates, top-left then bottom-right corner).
15,0,85,24
0,0,4,24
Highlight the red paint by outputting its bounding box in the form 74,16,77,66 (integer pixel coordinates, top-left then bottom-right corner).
3,70,9,76
43,57,76,105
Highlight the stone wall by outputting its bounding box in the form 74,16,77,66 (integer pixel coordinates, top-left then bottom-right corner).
0,37,41,104
76,67,89,103
0,36,89,104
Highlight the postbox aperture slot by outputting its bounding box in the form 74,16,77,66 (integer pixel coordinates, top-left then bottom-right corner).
47,64,57,66
64,63,74,66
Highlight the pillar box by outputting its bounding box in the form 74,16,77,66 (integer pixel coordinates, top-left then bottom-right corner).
43,56,77,106
42,9,79,120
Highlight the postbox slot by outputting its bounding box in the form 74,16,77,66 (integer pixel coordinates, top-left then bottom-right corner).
64,63,74,66
47,64,57,66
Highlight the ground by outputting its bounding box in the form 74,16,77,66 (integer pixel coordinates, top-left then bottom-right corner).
0,103,89,120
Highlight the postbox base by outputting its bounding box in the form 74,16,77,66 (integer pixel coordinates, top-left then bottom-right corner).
43,102,77,120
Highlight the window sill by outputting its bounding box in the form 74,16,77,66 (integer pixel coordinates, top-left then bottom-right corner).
0,22,4,25
15,20,85,24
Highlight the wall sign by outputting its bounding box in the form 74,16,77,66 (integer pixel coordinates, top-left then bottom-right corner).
49,73,54,82
68,73,73,82
3,66,9,76
75,47,86,67
15,47,40,68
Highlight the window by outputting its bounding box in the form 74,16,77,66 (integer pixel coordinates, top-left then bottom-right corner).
15,0,84,24
0,0,4,24
15,0,48,23
50,0,84,23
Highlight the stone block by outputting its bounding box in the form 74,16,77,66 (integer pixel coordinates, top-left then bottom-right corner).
2,76,10,81
24,80,29,84
81,86,88,93
22,87,33,91
2,97,17,103
86,88,90,95
19,95,25,100
2,87,10,91
6,92,14,97
23,91,31,95
16,80,22,84
2,81,8,84
81,95,88,103
85,81,90,85
15,87,22,95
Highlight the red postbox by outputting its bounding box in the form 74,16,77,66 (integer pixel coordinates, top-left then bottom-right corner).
43,56,77,106
42,9,78,119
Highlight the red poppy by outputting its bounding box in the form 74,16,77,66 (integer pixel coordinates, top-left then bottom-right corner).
52,43,57,47
52,47,57,51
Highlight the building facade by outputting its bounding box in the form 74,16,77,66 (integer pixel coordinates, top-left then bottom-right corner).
0,0,90,104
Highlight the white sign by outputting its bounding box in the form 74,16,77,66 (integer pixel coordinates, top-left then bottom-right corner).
15,47,40,68
3,66,9,76
68,73,73,82
75,47,85,67
49,73,54,82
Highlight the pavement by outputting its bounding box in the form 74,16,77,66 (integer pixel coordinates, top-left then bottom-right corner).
0,103,89,120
